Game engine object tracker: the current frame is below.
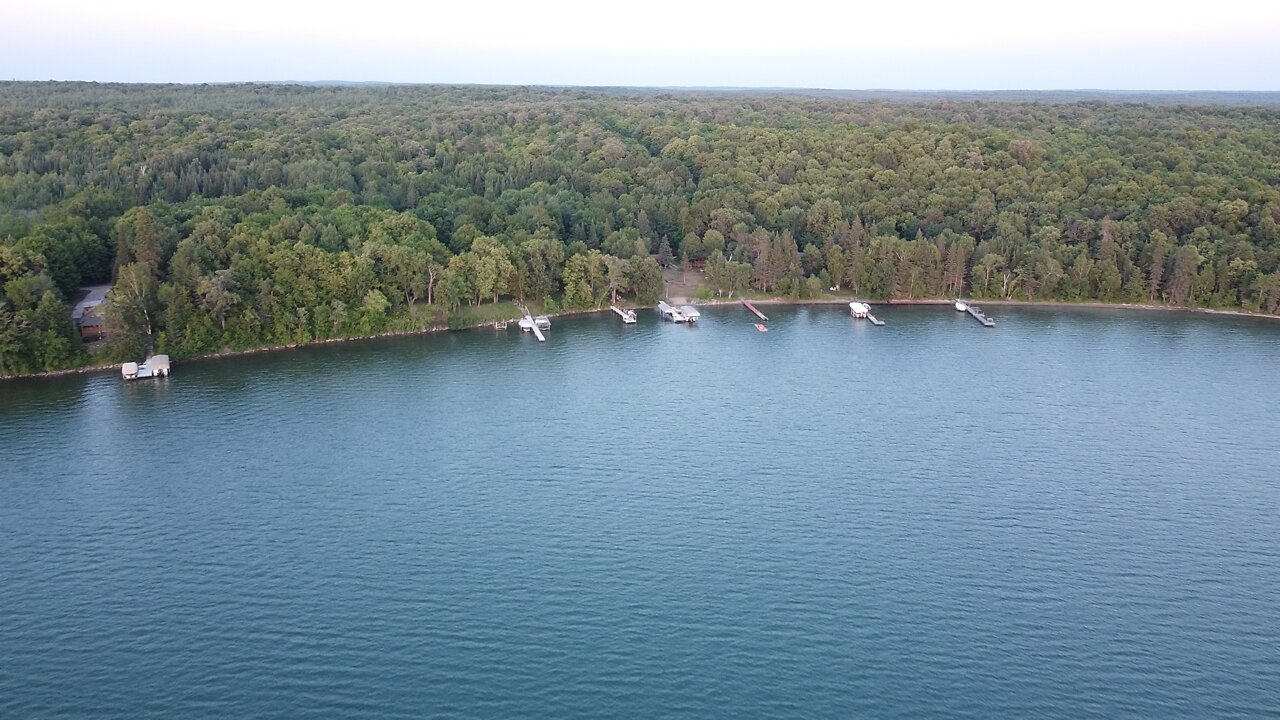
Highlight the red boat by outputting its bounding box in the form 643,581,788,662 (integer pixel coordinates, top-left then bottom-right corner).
755,323,768,332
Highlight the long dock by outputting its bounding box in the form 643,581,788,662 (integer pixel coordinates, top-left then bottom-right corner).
611,305,637,323
741,299,768,321
866,312,885,326
965,305,996,327
518,313,548,341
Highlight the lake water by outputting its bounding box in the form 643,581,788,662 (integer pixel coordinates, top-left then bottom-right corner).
2,304,1279,719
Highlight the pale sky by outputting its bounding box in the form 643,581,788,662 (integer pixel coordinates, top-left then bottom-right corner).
4,0,1279,89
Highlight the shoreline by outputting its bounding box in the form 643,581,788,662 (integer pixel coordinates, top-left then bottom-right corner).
0,304,622,382
4,297,1277,382
684,295,1280,321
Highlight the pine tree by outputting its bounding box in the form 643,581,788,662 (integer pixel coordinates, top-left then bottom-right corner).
657,237,675,268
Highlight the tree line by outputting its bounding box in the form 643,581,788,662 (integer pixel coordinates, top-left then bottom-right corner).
2,83,1278,375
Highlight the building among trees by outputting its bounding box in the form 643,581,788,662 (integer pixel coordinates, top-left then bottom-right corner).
71,284,111,341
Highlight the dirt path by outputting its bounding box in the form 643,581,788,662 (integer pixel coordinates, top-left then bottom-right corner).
662,266,701,303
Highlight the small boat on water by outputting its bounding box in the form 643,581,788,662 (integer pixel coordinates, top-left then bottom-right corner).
517,313,550,341
955,299,968,312
849,300,886,326
518,315,551,330
122,355,170,381
755,323,768,332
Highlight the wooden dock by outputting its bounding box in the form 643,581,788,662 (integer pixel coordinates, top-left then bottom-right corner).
611,305,637,323
965,305,996,327
866,312,885,326
741,299,768,321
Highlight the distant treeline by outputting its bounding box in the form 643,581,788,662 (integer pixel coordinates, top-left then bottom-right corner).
2,83,1279,375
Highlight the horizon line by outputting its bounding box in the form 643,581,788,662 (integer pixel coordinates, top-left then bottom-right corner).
5,80,1280,94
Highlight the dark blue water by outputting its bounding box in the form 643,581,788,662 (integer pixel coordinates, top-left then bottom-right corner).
3,305,1278,719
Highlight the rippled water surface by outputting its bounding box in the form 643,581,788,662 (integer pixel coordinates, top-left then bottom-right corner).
3,305,1279,719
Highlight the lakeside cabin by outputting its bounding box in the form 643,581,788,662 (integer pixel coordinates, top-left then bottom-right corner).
72,284,112,340
78,312,104,340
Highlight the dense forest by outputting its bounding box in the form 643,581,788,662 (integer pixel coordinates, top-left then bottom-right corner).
2,82,1279,375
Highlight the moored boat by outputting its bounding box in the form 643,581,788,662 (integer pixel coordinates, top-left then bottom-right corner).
122,354,171,381
611,306,637,323
658,301,691,323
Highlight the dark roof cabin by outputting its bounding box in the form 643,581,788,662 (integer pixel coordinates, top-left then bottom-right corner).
71,284,112,341
78,312,104,339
